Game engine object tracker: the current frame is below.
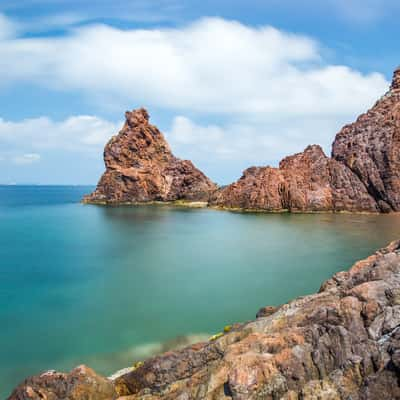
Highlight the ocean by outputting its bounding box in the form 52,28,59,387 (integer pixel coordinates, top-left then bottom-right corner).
1,185,400,397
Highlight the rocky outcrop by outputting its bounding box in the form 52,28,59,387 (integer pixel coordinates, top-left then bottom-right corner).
83,109,217,204
211,145,378,212
9,240,400,399
8,365,116,400
332,67,400,212
211,68,400,213
85,68,400,213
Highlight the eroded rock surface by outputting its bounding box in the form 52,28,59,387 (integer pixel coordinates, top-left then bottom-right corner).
85,68,400,213
210,145,378,212
83,109,217,204
332,67,400,212
9,240,400,399
8,365,116,400
211,68,400,213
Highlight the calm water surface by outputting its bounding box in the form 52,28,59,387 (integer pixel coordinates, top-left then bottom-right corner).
1,185,400,397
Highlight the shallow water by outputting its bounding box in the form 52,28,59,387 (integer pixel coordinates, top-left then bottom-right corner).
1,186,400,397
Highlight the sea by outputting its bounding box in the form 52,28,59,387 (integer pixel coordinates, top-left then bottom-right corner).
1,185,400,397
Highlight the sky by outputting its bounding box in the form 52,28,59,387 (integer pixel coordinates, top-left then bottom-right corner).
0,0,398,185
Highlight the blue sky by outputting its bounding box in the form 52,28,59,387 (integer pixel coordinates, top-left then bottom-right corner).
0,0,398,184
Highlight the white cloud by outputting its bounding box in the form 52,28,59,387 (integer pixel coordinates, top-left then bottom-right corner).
167,114,347,169
0,14,393,183
0,16,389,117
12,153,41,165
0,115,120,152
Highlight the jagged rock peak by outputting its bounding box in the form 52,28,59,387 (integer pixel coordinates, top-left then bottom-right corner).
391,66,400,91
125,108,150,128
83,107,217,204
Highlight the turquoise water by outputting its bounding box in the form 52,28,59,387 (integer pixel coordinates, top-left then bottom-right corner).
1,186,400,397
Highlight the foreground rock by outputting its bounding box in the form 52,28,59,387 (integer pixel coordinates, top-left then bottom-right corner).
9,240,400,399
83,109,217,204
211,67,400,213
8,365,116,400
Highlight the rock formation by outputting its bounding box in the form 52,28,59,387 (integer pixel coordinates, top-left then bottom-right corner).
211,145,378,212
83,108,217,204
211,67,400,213
332,66,400,212
85,68,400,213
8,365,116,400
8,240,400,399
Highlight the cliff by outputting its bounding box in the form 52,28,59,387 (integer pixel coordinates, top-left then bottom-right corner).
332,66,400,212
211,68,400,213
83,109,217,204
9,240,400,399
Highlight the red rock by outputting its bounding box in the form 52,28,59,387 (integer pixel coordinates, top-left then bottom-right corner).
211,145,378,212
83,108,217,204
212,68,400,213
85,68,400,213
332,67,400,212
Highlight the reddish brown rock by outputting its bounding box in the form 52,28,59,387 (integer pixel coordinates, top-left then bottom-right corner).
8,241,400,399
211,68,400,213
8,365,116,400
83,108,217,204
332,67,400,212
85,68,400,213
211,145,378,212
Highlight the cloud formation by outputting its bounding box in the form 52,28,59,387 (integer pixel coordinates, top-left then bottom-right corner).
167,114,352,183
0,14,392,183
0,115,120,153
0,16,388,117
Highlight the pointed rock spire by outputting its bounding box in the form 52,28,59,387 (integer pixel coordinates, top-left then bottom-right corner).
391,66,400,91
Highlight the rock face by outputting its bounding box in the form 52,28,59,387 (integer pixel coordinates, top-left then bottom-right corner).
211,145,378,212
9,240,400,399
211,68,400,213
332,67,400,212
83,109,217,204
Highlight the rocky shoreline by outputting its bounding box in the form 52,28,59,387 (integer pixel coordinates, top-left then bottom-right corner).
9,240,400,399
84,67,400,214
83,69,400,213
